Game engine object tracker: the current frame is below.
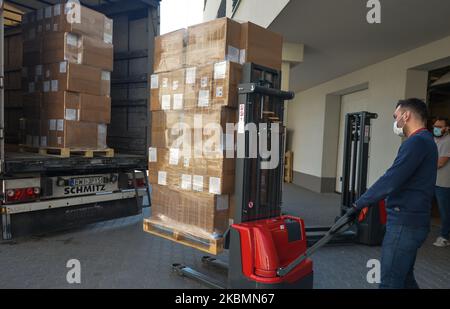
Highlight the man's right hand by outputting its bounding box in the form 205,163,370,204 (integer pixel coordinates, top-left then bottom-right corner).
345,206,359,219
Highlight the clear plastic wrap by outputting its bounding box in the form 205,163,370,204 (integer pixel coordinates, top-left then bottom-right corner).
147,18,284,244
154,29,187,74
186,18,241,67
150,101,237,199
150,61,242,111
150,184,230,239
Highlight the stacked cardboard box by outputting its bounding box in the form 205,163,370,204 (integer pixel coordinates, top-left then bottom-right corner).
148,18,282,241
5,33,24,144
21,3,113,150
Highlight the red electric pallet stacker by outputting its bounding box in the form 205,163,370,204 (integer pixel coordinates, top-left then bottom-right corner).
172,63,386,289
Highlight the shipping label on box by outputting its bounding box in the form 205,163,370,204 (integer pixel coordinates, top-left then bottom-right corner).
198,90,210,107
65,109,78,121
104,18,114,44
173,94,184,110
214,61,227,80
158,171,168,186
161,95,171,111
149,147,158,163
193,175,204,192
151,74,159,89
169,148,180,165
181,174,192,191
209,177,222,195
185,67,197,85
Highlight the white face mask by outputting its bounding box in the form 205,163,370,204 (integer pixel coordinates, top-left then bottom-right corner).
393,113,406,137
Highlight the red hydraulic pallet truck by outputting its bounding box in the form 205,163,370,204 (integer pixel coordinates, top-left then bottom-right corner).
172,63,386,289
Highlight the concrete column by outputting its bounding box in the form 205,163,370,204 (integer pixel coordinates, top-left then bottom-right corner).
281,43,304,125
405,69,429,101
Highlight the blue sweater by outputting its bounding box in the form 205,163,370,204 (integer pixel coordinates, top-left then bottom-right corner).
355,130,438,227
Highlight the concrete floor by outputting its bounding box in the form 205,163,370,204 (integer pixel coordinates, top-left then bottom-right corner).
0,184,449,289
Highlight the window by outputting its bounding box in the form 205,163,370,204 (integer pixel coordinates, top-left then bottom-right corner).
217,0,226,18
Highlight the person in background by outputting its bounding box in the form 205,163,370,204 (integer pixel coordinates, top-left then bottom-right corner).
433,117,450,247
347,98,438,289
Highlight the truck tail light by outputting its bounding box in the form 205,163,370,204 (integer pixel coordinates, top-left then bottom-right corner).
6,187,41,203
127,178,146,189
135,178,146,188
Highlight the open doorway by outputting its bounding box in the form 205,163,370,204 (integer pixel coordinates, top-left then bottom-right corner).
335,90,369,193
428,66,450,222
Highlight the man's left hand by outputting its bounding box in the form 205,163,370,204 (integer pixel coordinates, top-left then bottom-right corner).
358,207,369,222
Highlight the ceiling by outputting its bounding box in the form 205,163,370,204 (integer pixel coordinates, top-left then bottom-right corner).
269,0,450,92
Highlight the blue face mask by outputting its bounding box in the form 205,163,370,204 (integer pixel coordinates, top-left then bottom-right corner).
434,127,444,138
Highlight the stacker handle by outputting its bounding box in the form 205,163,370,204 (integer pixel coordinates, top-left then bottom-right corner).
277,213,355,277
238,83,295,101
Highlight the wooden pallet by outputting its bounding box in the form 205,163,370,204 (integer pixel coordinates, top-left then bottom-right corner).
284,151,294,183
20,145,115,158
143,219,224,256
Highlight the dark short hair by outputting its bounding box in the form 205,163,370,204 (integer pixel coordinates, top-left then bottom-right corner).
435,117,450,127
396,98,428,122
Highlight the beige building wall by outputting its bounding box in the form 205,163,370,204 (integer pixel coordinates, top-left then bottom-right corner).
288,35,450,193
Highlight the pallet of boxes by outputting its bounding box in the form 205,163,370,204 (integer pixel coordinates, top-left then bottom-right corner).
20,2,114,158
144,18,282,255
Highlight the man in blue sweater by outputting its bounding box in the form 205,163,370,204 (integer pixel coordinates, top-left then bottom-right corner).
347,98,438,289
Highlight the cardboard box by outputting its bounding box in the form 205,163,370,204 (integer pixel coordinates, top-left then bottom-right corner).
154,29,186,73
100,71,111,96
148,169,179,188
23,65,45,84
24,118,46,148
184,162,234,195
150,109,194,149
148,148,235,194
212,61,242,108
52,3,113,43
43,62,103,96
42,91,111,124
186,18,241,67
150,69,186,111
23,39,43,67
6,71,22,90
151,184,230,236
184,64,214,110
42,32,113,71
6,34,23,70
183,62,241,110
47,121,108,149
23,93,43,120
81,36,114,71
240,22,283,71
150,107,235,150
42,32,81,65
